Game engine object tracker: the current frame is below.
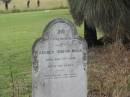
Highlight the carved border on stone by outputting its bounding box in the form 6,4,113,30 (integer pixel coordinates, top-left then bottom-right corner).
32,38,41,73
77,36,88,70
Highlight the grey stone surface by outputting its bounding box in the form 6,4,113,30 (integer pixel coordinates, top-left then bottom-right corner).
32,18,87,97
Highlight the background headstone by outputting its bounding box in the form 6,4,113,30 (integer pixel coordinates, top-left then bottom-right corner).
32,18,87,97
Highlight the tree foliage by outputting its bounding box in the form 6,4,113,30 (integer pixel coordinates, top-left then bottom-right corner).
68,0,130,41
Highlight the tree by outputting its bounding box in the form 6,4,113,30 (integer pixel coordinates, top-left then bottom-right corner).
68,0,130,47
1,0,11,10
37,0,40,7
27,0,30,8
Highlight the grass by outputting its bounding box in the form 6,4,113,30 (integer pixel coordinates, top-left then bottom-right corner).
0,9,84,97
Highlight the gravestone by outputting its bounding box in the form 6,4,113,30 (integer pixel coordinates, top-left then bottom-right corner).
32,18,87,97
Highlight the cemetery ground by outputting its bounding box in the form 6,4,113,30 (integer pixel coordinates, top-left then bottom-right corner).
0,9,130,97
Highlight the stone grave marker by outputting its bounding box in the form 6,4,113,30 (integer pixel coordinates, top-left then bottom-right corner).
32,18,87,97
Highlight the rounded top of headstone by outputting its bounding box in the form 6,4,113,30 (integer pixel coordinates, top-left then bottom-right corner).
42,18,78,40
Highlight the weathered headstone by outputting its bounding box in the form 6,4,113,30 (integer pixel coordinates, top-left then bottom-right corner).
32,18,87,97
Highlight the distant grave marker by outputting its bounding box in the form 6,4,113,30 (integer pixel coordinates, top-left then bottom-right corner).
32,18,87,97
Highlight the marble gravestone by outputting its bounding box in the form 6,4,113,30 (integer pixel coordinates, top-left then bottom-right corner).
32,18,87,97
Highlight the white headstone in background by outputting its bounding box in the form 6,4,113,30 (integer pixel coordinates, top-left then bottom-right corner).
32,18,87,97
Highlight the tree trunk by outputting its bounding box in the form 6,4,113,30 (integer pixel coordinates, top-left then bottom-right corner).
84,21,97,47
5,2,8,10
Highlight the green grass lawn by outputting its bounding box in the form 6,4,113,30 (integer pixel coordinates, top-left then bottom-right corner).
0,9,84,97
